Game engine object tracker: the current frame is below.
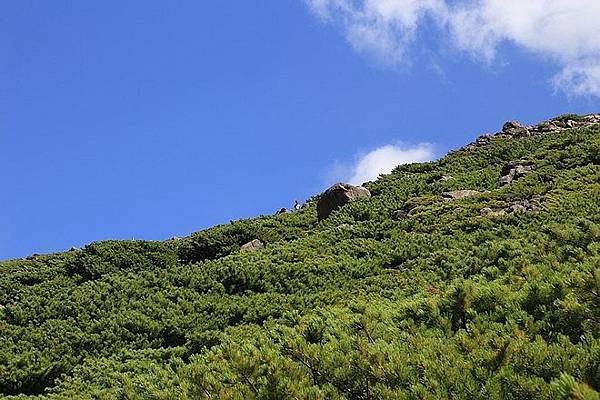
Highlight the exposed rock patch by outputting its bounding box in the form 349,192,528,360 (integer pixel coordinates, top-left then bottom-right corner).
463,134,494,150
500,115,600,137
461,114,600,151
317,183,371,220
501,121,530,137
240,239,264,252
442,190,483,201
480,197,542,217
480,207,506,217
499,160,534,186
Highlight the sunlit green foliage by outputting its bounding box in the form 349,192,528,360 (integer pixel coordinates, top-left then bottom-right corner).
1,122,599,399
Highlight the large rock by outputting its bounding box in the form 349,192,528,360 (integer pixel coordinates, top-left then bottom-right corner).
240,239,264,252
499,160,534,185
502,121,530,137
317,183,371,220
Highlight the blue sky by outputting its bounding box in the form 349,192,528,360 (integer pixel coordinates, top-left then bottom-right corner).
2,1,599,260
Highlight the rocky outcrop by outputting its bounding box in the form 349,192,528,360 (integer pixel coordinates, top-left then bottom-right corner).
461,114,600,151
499,160,534,185
240,239,264,252
462,133,494,151
531,114,600,134
317,183,371,220
501,121,530,137
480,196,542,217
500,115,600,138
442,190,483,201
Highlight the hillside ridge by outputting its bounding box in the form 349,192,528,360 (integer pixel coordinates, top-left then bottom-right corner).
1,113,599,399
10,113,600,262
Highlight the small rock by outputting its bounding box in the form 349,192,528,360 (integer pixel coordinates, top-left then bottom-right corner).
508,204,527,213
391,206,420,220
276,208,289,215
480,207,506,217
439,174,453,181
317,183,371,220
480,207,492,215
442,190,482,200
499,160,534,185
240,239,264,252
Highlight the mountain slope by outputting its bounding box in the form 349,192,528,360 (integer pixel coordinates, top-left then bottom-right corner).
1,114,599,399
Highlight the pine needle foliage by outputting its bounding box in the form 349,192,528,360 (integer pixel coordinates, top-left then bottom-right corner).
1,118,599,399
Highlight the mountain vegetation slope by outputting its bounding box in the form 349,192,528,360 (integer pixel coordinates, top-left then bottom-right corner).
1,114,600,399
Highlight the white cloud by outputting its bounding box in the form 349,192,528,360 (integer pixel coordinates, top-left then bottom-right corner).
306,0,445,66
305,0,600,96
329,143,434,185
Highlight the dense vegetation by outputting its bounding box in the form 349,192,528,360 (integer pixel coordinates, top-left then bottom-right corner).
1,116,599,399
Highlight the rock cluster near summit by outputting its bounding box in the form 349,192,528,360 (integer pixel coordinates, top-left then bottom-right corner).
296,115,597,224
463,114,600,151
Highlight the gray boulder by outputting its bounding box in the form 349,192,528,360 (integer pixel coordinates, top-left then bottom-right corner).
240,239,264,252
502,121,530,137
499,160,534,185
317,183,371,220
